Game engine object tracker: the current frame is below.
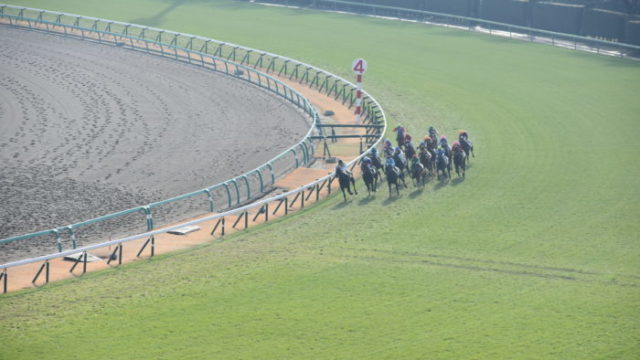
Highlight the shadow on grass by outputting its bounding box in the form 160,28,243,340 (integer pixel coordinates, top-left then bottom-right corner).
333,198,354,209
130,0,187,27
408,188,424,199
450,177,465,186
382,194,402,205
357,195,377,206
433,178,449,190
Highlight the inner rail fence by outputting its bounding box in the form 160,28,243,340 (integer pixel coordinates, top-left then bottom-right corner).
0,4,386,271
254,0,640,59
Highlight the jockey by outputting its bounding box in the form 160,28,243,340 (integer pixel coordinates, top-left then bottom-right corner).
404,136,416,159
428,126,438,140
393,125,406,147
393,125,406,137
361,156,372,165
394,147,407,170
451,141,462,152
335,159,353,195
370,148,381,161
335,159,350,176
385,157,396,168
383,139,394,158
439,135,449,149
459,130,469,141
410,154,420,167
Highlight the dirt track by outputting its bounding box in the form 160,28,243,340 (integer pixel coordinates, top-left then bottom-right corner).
0,25,311,262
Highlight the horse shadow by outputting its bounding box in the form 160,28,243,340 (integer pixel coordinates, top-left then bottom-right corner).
358,195,377,206
409,188,424,199
333,199,353,209
382,194,402,206
434,178,449,191
451,177,465,186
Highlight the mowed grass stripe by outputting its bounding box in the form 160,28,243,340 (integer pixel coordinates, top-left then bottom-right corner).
1,0,639,359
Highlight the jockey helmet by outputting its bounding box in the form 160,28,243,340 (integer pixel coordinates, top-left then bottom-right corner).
424,135,431,141
371,148,378,154
405,133,412,141
440,135,447,140
362,156,371,164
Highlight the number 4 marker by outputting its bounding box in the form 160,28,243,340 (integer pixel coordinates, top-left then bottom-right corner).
352,58,367,74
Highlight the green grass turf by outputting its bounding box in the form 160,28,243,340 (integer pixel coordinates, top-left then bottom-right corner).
2,0,639,358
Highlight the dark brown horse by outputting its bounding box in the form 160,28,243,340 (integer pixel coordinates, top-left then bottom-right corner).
361,161,378,195
453,146,466,178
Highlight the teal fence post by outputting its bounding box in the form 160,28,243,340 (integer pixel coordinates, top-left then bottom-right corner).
67,226,77,249
299,142,309,164
266,163,276,186
220,184,232,209
142,206,154,231
52,229,62,252
289,148,299,168
254,169,265,193
241,175,251,200
204,189,215,212
229,180,241,205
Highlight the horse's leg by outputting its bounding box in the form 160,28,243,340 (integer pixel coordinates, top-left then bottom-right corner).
388,180,392,197
340,185,347,201
351,176,358,195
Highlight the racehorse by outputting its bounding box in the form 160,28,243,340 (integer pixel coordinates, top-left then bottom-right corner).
404,141,416,162
393,126,406,148
428,126,438,143
384,162,404,196
424,136,437,163
452,145,466,178
335,161,358,201
410,158,427,187
459,133,474,163
439,137,453,172
418,146,435,175
393,148,408,176
360,161,378,195
369,150,384,179
436,149,451,180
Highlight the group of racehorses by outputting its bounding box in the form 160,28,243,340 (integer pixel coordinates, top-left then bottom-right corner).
335,126,474,200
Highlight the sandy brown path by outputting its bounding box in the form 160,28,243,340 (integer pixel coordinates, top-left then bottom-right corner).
0,25,311,262
1,62,368,294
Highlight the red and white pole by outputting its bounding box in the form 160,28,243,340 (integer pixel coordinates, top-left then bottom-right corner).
352,58,368,123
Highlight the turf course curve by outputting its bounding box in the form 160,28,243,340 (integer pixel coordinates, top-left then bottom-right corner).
1,0,639,359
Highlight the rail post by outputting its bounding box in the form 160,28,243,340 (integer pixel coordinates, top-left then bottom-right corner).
53,229,62,252
67,226,78,249
204,188,215,213
1,269,7,294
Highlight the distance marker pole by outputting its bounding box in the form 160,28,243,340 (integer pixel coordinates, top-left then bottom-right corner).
352,58,368,123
